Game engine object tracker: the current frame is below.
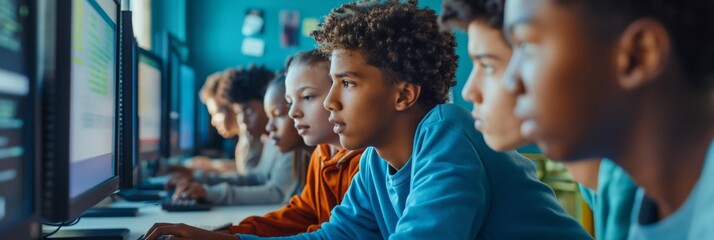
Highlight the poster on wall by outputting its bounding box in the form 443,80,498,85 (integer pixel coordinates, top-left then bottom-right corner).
241,37,265,57
242,9,264,36
280,10,300,48
302,18,319,37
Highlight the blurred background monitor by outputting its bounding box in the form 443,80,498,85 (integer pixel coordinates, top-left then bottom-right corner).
0,0,40,238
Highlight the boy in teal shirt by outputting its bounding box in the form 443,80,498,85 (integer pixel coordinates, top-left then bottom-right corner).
501,0,714,239
143,1,590,239
578,159,637,239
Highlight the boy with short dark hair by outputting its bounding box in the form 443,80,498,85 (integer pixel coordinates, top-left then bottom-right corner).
502,0,714,238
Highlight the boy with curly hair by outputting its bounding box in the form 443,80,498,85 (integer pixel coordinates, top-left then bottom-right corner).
218,65,274,173
143,1,591,239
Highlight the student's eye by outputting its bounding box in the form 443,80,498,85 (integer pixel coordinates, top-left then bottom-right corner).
341,80,354,88
519,42,538,57
302,95,313,101
479,62,495,75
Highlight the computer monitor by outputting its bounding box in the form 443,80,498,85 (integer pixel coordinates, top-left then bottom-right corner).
40,0,122,226
0,0,40,238
178,63,196,153
137,48,163,161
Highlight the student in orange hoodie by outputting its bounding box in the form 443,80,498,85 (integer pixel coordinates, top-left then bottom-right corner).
228,50,364,236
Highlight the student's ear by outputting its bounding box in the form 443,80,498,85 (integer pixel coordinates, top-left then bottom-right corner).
613,19,671,90
394,82,421,111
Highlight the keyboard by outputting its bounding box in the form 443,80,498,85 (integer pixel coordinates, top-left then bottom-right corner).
136,222,232,240
194,222,233,231
160,199,212,212
138,235,174,240
137,235,172,240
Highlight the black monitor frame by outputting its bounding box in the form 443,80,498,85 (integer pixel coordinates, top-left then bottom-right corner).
117,9,138,190
41,0,121,223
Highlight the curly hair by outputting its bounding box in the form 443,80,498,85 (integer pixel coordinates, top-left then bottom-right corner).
218,65,275,105
199,71,223,103
438,0,504,31
311,0,458,109
558,0,714,90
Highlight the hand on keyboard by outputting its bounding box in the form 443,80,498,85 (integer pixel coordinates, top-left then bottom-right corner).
142,223,241,240
161,199,212,212
172,181,208,201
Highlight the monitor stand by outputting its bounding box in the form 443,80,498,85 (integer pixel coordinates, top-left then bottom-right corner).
81,207,139,217
45,228,130,240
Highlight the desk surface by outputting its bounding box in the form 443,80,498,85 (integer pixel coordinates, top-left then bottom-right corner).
59,200,283,239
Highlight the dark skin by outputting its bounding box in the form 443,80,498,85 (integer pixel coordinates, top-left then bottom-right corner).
234,100,269,139
324,49,426,170
504,0,714,219
264,83,305,153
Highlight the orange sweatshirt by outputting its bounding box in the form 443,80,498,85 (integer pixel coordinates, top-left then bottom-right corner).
230,144,364,236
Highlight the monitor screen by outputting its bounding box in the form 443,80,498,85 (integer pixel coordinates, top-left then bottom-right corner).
137,51,162,156
68,0,117,199
178,64,195,151
0,0,31,228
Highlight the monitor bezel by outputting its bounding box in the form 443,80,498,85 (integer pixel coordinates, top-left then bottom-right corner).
42,0,121,223
117,10,139,190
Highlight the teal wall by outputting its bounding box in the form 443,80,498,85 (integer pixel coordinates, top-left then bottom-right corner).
151,0,186,47
182,0,471,108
